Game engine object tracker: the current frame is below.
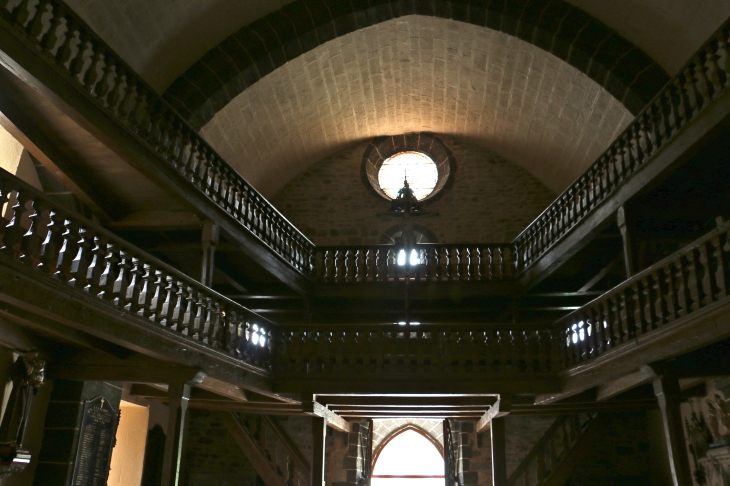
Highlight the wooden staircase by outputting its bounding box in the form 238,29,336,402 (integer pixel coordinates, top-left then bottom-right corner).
221,413,311,486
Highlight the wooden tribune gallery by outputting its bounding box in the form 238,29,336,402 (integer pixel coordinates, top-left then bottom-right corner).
0,1,728,486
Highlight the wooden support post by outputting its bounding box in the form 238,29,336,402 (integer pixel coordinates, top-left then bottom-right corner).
312,417,327,486
491,417,507,486
617,206,636,277
161,382,191,486
201,220,219,286
653,374,692,486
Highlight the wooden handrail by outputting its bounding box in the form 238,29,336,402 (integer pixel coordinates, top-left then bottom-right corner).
507,414,596,486
0,0,314,276
227,413,311,486
311,243,515,282
0,166,274,368
512,18,730,273
0,1,728,290
274,327,561,377
556,217,730,367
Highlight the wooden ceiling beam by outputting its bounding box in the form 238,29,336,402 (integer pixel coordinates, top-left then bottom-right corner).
317,395,498,407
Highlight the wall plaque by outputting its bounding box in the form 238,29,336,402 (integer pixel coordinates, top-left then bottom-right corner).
71,396,119,486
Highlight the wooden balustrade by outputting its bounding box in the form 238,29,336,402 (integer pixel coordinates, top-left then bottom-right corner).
1,1,729,288
0,167,273,369
232,414,311,486
556,218,730,367
507,414,596,486
311,244,515,282
0,0,314,274
513,19,730,273
273,326,560,376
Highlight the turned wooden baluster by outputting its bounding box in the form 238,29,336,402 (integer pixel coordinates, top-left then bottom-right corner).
356,249,366,282
18,197,48,266
180,285,196,336
134,263,154,317
123,256,143,313
147,269,165,322
2,189,30,256
83,235,107,295
111,250,133,307
54,218,79,282
69,227,93,288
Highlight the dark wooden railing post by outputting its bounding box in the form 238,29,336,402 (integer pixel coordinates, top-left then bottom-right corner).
161,382,191,486
491,417,508,486
653,373,693,486
617,205,637,277
312,416,326,486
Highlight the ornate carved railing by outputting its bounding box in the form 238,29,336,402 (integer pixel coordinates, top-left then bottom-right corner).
557,218,730,367
311,244,515,282
225,413,310,486
513,19,730,273
273,325,560,376
0,0,314,274
507,414,596,486
0,167,273,369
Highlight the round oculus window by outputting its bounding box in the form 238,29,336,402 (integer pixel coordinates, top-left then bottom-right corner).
377,151,438,200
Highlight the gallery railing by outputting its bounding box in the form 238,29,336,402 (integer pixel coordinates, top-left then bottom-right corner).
0,167,274,369
513,18,730,273
556,218,730,367
2,1,729,290
273,325,560,376
310,243,515,282
507,414,596,486
0,0,314,274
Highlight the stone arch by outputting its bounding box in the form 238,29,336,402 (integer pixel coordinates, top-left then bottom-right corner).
163,0,669,130
372,424,444,473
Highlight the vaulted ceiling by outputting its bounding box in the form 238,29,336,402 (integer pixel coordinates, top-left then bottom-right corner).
65,0,730,197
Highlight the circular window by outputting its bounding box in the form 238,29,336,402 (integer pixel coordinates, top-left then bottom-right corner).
378,152,438,200
362,133,453,202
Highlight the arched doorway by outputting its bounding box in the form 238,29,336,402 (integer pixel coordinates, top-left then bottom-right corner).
371,427,444,485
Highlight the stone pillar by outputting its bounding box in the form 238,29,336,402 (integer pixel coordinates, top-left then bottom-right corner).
312,417,327,486
617,206,636,277
161,382,190,486
491,418,507,486
33,380,122,485
653,374,692,486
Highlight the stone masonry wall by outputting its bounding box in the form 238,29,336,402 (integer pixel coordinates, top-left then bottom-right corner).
272,136,556,246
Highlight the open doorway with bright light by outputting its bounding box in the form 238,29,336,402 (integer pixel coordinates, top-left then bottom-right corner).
371,426,445,486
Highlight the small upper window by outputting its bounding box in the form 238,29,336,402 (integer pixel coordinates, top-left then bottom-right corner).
378,152,438,200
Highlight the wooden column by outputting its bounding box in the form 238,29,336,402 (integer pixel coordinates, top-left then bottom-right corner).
653,374,692,486
201,220,219,286
312,417,327,486
161,383,191,486
617,206,636,277
491,417,507,486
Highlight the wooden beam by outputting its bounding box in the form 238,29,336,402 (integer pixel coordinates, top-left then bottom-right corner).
48,363,205,384
221,412,287,486
476,396,511,433
595,370,653,401
197,376,248,403
578,255,623,293
303,401,351,433
318,395,498,407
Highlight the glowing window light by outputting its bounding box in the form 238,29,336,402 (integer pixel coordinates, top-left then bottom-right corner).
378,152,438,200
371,429,444,486
397,249,419,266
